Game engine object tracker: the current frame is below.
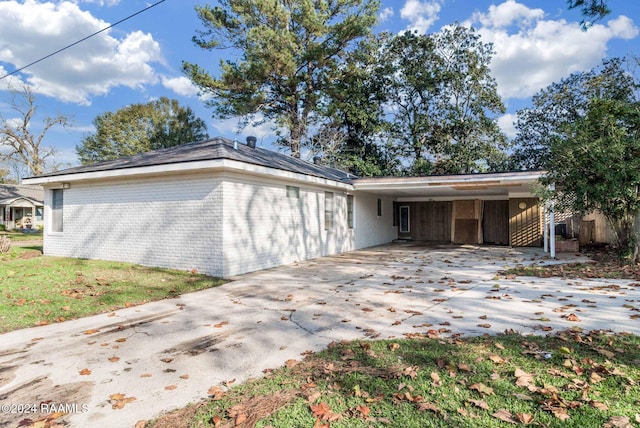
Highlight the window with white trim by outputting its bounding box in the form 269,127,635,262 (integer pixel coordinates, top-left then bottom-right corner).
51,189,64,232
286,185,300,199
324,191,334,230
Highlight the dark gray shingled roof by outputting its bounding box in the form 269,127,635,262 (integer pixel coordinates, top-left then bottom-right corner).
0,184,44,204
29,137,356,183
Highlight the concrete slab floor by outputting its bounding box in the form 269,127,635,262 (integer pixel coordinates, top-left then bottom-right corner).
1,243,638,427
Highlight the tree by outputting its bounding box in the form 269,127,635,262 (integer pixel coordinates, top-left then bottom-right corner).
430,25,508,174
512,58,635,169
0,83,70,177
567,0,611,28
313,34,398,176
542,97,640,262
183,0,380,158
380,26,507,175
77,97,209,164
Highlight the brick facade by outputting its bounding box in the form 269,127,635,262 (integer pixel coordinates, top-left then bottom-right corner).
42,171,394,277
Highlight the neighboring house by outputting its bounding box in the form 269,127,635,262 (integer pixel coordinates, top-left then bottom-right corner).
24,136,546,277
0,184,44,231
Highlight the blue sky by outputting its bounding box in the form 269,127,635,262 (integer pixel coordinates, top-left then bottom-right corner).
0,0,639,172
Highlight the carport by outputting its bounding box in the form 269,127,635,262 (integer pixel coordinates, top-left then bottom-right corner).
353,171,547,248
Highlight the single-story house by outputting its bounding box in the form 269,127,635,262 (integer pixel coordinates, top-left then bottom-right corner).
23,136,548,277
0,184,44,231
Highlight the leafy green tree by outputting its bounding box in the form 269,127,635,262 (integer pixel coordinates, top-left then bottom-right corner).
430,25,508,174
542,97,640,262
379,31,444,175
380,26,507,175
77,97,209,164
183,0,380,158
567,0,611,28
314,35,398,176
0,83,70,176
512,58,635,169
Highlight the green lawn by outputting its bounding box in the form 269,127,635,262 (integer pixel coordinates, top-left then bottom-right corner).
150,331,640,428
0,229,43,241
0,247,225,332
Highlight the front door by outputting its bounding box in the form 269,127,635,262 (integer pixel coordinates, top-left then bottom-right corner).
483,200,509,245
399,206,410,233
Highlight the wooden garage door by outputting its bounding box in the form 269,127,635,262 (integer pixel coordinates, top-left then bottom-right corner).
483,200,509,245
414,201,452,241
509,198,542,247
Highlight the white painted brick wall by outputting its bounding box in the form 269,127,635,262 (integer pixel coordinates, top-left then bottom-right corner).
354,193,398,249
41,171,398,278
221,173,355,277
43,173,225,276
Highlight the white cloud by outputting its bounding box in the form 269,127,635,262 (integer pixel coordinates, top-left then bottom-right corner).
471,0,544,29
400,0,441,34
0,0,163,105
469,2,639,99
75,0,121,6
212,114,277,141
161,76,199,97
379,7,394,23
497,113,518,139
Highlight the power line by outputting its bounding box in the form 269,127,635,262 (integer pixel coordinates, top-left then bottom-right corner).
0,0,166,81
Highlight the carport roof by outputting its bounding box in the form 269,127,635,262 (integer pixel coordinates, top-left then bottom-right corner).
352,170,545,199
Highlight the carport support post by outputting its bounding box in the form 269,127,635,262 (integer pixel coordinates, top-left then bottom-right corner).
543,202,549,253
549,184,556,259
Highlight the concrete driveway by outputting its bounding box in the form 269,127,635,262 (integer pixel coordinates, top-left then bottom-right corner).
1,243,639,427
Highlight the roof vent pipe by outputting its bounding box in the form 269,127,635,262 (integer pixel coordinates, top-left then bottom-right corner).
246,136,257,149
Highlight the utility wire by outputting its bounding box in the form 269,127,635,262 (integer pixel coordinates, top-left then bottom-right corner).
0,0,166,81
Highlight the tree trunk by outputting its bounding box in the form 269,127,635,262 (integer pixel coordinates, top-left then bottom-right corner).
609,215,639,264
289,117,303,159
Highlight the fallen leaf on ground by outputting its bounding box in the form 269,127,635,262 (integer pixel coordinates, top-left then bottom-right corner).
311,402,342,422
603,416,632,428
563,313,581,322
356,405,370,418
164,385,177,390
467,399,489,410
417,401,442,413
110,393,136,409
285,359,298,368
79,368,91,375
516,413,534,424
493,409,517,423
207,386,226,400
469,383,494,395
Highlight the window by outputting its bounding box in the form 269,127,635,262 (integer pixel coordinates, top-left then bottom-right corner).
286,185,300,199
393,201,398,226
51,189,64,232
347,195,354,229
400,206,410,233
36,207,43,221
377,198,382,217
324,191,333,230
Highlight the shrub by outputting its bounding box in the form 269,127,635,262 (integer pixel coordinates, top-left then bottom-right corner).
0,236,11,254
0,224,5,231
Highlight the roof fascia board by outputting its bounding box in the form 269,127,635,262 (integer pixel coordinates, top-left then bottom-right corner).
352,172,544,192
23,159,353,191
